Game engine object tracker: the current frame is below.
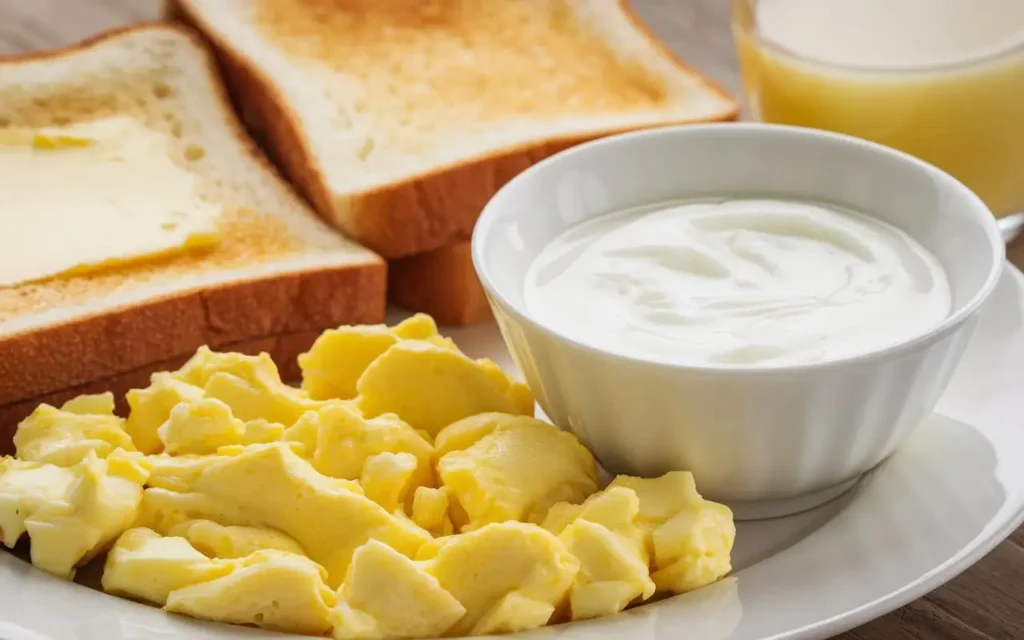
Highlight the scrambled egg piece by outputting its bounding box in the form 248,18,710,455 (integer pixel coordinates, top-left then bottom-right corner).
0,451,149,579
165,549,337,635
138,443,431,586
283,401,434,493
144,453,226,492
422,521,579,635
608,471,703,528
608,472,735,593
436,414,599,530
136,487,246,536
332,540,466,640
158,398,245,455
389,313,454,342
14,393,136,466
102,527,232,604
543,487,655,620
125,372,204,454
105,527,332,634
0,458,76,547
300,326,398,402
648,502,735,593
433,411,527,457
167,519,305,559
411,487,454,538
127,362,293,456
299,314,455,401
242,418,286,444
61,392,117,415
356,341,534,437
360,452,419,513
175,346,322,425
157,398,283,455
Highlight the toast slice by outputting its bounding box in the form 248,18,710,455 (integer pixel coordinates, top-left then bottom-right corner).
168,0,738,263
389,240,490,326
0,24,386,443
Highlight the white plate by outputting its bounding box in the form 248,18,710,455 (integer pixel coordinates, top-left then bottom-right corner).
2,266,1023,640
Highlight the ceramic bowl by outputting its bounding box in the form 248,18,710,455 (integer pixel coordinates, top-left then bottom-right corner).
472,123,1004,519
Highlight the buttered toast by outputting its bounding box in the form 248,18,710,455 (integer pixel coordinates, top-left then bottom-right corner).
0,25,386,440
169,0,737,322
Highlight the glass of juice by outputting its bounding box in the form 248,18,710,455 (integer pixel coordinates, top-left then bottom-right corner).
733,0,1024,237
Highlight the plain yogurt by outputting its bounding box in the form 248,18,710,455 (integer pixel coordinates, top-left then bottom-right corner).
523,199,951,366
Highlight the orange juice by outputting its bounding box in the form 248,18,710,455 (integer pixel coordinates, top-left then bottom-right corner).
734,0,1024,218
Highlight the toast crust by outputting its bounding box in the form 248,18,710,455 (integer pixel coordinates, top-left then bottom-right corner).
0,24,387,413
170,0,739,258
0,263,385,409
388,240,491,326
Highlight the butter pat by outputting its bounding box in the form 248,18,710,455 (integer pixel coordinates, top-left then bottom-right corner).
0,117,221,287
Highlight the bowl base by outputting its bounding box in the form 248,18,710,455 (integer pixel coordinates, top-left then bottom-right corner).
727,476,862,521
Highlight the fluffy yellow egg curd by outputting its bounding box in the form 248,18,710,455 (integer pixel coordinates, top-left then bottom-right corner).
0,314,735,638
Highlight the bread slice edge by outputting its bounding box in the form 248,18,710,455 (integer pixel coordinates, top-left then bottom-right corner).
170,0,739,258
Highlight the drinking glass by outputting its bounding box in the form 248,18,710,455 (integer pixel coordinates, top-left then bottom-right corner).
732,0,1024,238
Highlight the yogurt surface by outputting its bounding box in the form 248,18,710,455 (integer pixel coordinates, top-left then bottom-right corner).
523,199,951,367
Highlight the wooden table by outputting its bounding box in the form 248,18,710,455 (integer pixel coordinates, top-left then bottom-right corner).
1,1,1022,638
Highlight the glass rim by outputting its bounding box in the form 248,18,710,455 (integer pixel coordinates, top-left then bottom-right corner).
736,0,1024,75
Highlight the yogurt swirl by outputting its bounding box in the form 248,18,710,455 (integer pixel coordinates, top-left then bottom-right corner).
524,199,951,366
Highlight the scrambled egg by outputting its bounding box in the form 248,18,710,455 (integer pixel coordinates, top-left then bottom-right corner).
136,443,431,587
102,527,232,605
143,452,227,493
176,347,324,425
422,521,580,635
360,452,420,513
166,519,305,559
0,451,148,579
283,400,434,495
104,527,335,634
543,486,655,620
332,539,466,640
125,373,204,454
436,413,600,530
356,340,535,437
0,315,735,639
411,486,454,537
158,397,283,455
299,314,457,401
15,393,136,466
165,549,337,635
0,458,76,548
608,472,736,593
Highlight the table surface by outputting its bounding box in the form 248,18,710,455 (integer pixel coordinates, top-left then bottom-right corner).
1,1,1022,639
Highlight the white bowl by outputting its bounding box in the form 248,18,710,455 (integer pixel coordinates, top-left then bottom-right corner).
472,123,1005,520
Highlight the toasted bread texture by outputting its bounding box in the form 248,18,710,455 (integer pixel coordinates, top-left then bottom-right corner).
389,240,490,326
169,0,738,261
0,24,386,444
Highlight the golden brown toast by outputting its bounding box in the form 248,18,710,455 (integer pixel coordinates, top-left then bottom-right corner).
169,0,737,323
0,24,386,444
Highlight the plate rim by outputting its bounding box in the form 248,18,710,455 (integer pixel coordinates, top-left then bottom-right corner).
751,262,1024,640
782,504,1024,640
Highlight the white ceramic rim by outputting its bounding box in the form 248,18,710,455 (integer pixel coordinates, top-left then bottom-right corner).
783,510,1024,639
472,122,1007,378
